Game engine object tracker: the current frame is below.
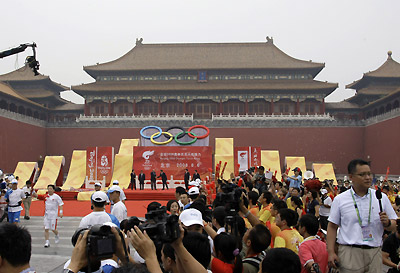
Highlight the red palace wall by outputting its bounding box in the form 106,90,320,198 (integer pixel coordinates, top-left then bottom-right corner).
2,119,398,175
364,116,400,175
0,116,46,173
46,126,365,175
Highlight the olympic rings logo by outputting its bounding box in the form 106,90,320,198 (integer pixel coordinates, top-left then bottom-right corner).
140,125,210,145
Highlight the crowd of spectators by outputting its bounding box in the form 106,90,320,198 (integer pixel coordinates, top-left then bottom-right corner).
1,160,400,273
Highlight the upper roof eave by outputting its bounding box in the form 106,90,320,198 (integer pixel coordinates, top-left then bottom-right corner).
83,41,325,78
0,82,47,109
71,80,338,95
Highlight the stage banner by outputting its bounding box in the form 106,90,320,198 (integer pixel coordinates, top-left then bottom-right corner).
133,146,212,184
86,147,114,188
234,147,261,174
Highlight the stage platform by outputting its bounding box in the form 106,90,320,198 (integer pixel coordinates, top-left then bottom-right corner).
56,189,176,201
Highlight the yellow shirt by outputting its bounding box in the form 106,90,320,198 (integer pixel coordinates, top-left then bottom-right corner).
274,228,303,254
286,197,294,210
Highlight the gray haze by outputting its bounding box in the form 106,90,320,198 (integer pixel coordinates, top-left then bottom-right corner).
1,0,399,104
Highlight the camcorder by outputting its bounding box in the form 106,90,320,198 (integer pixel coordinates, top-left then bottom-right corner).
215,181,248,213
139,206,180,244
72,224,117,260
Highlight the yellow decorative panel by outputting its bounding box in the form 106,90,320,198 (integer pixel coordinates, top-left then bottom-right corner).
285,156,306,174
215,155,234,180
34,156,65,189
61,151,86,190
110,154,132,189
313,163,337,185
14,162,38,188
119,139,139,155
261,151,282,181
215,138,234,156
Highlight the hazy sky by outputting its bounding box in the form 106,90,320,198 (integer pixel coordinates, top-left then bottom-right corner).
1,0,399,104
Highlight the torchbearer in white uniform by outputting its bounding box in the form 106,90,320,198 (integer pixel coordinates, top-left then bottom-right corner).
108,185,127,222
4,179,26,225
42,184,64,248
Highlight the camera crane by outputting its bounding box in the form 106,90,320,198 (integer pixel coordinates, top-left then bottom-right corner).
0,43,40,75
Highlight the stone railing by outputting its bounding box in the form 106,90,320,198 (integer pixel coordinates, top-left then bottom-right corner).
364,108,400,126
76,113,194,122
212,113,335,121
0,108,46,127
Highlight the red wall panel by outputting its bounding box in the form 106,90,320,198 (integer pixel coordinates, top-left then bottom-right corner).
0,116,46,173
364,116,400,174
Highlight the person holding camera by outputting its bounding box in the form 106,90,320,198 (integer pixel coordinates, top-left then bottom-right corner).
22,181,37,220
79,191,120,229
4,179,26,225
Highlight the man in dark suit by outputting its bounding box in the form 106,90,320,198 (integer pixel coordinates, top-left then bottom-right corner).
138,170,145,190
184,169,190,191
130,169,136,190
150,169,157,190
192,170,201,180
158,170,168,190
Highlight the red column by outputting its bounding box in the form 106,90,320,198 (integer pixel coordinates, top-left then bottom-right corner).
296,99,300,114
133,100,136,115
219,100,223,114
84,100,89,116
158,100,162,115
270,99,274,114
320,98,325,114
245,99,249,114
183,100,187,115
108,101,112,115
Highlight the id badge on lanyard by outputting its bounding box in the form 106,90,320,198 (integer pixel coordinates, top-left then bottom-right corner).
351,189,373,241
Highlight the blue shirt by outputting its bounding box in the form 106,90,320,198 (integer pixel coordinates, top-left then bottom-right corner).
287,175,302,189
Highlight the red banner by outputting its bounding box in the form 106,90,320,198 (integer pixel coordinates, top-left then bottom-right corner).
86,147,114,188
234,147,261,174
133,146,212,182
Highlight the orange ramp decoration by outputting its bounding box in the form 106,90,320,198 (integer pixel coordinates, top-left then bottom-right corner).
34,156,65,189
14,162,39,188
61,151,87,190
215,138,234,179
261,151,282,181
110,154,132,189
119,139,139,155
313,163,337,185
285,156,306,175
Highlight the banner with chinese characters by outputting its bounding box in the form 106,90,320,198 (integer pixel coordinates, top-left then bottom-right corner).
234,147,261,174
85,147,114,188
133,146,212,183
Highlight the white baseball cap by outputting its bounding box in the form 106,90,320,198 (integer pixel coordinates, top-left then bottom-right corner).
188,187,199,195
94,182,102,187
11,179,18,184
91,191,108,202
112,180,119,185
108,185,122,194
189,181,200,187
179,208,204,227
320,189,328,195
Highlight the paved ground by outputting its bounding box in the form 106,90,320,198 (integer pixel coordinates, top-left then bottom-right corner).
19,216,81,273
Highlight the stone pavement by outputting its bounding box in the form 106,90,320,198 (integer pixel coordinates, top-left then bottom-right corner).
19,216,81,273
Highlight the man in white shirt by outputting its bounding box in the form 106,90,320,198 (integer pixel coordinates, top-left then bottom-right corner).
108,185,127,222
43,184,64,248
319,188,332,231
22,181,37,220
109,180,126,212
327,159,397,273
4,179,26,225
79,191,120,229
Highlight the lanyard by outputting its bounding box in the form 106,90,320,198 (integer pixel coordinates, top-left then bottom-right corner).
350,188,372,227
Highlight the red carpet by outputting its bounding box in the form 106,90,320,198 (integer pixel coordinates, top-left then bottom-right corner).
26,200,168,218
